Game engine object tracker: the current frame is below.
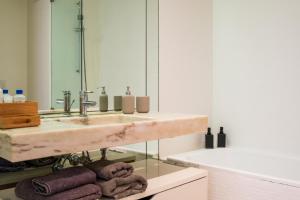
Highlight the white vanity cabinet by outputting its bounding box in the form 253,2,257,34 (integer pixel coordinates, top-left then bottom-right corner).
150,178,207,200
122,167,208,200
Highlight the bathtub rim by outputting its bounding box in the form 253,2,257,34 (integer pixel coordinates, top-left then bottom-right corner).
167,149,300,188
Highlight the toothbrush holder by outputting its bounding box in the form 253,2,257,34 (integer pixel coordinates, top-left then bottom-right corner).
136,96,150,113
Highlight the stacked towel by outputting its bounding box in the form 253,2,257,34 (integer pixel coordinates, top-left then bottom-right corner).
96,174,148,199
88,161,147,199
32,167,96,196
15,167,102,200
16,179,101,200
87,160,134,180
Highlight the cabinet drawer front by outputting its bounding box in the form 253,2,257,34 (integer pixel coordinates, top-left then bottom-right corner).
151,177,208,200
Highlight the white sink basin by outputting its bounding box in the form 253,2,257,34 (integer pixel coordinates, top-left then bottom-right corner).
59,114,152,126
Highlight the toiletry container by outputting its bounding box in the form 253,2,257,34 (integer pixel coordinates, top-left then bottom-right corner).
0,88,3,103
136,96,150,113
99,87,108,112
122,86,135,114
3,89,13,103
114,96,122,111
217,127,226,147
205,128,214,149
13,89,26,103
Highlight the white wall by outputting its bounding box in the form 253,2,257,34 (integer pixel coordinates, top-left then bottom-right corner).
159,0,212,157
0,0,51,109
213,0,300,157
0,0,28,95
28,0,51,109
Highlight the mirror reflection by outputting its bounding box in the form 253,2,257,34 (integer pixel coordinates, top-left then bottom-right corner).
0,0,159,177
0,0,158,114
51,0,159,113
0,0,51,109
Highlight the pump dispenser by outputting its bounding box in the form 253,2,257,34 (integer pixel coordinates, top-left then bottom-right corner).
217,127,226,147
205,127,214,149
122,86,135,114
99,87,108,112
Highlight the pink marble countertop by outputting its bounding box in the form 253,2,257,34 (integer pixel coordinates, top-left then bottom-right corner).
0,113,208,162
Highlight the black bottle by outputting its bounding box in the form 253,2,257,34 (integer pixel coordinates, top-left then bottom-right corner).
217,127,226,147
205,127,214,149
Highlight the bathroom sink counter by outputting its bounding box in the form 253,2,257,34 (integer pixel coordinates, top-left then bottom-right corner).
0,113,208,162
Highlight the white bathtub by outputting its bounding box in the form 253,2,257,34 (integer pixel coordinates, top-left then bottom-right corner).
167,148,300,200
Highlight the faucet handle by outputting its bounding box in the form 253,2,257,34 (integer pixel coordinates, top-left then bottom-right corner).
84,91,94,94
56,99,64,104
80,90,94,95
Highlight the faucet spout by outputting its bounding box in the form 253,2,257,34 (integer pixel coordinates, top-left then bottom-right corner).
56,91,73,115
79,91,96,117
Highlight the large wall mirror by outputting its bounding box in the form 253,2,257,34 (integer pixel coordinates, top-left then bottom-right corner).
0,0,159,158
0,0,158,112
51,0,159,112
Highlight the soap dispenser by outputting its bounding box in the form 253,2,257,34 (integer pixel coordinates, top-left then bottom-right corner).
205,127,214,149
122,86,135,114
99,87,108,112
217,127,226,148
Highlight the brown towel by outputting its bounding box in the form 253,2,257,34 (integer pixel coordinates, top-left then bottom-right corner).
87,160,134,180
32,167,96,196
96,174,148,199
15,179,102,200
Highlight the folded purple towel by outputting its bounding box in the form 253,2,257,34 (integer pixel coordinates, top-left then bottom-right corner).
15,179,102,200
32,167,96,196
87,160,134,180
96,174,148,199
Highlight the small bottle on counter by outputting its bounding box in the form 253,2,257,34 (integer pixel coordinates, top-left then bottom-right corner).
13,89,26,103
99,87,108,112
122,86,135,114
114,96,122,111
3,89,13,103
217,127,226,148
0,88,3,103
205,127,214,149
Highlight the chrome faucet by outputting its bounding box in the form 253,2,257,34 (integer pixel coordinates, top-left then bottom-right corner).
56,91,74,115
79,91,96,117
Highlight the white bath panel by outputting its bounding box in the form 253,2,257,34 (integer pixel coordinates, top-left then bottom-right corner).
167,148,300,200
204,166,300,200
